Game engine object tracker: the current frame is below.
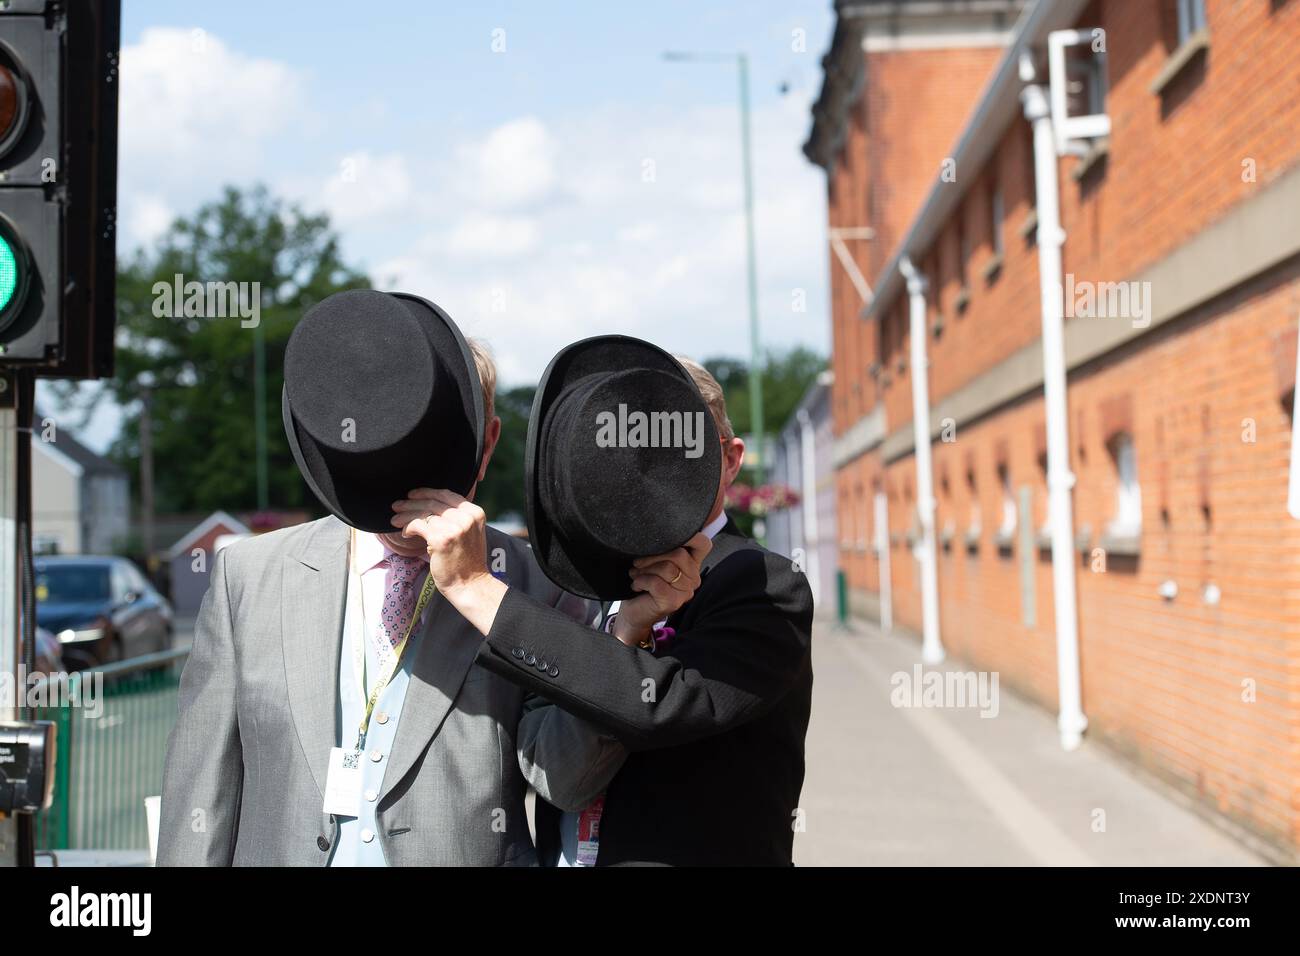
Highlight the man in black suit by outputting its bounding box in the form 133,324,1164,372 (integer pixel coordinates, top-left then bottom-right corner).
393,345,814,866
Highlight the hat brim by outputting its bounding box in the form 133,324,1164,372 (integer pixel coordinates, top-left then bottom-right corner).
283,292,485,534
525,335,718,599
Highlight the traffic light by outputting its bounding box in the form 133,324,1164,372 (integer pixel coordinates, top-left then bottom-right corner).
0,0,118,378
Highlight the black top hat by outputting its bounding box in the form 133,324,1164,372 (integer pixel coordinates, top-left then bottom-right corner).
282,289,485,534
525,335,721,600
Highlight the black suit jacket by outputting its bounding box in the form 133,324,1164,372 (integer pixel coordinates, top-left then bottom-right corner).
476,518,814,866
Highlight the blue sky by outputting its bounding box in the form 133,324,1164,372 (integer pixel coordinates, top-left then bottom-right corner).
53,0,835,451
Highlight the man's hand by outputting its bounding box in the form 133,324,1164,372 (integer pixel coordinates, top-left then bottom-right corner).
612,532,712,648
391,488,507,635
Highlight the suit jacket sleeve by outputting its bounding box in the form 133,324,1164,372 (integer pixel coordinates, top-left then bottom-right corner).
516,694,627,811
478,547,813,751
157,548,244,865
513,576,623,810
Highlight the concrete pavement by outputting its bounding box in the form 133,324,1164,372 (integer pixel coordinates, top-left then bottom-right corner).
794,617,1267,866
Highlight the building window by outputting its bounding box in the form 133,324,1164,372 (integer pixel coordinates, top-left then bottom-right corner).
839,493,850,551
1177,0,1207,45
954,209,971,313
1067,47,1107,124
990,187,1004,257
857,486,868,554
984,182,1004,282
1020,125,1039,239
937,464,951,552
1101,433,1142,556
995,462,1016,553
958,213,970,281
964,466,981,554
1049,27,1111,169
966,502,982,550
1151,0,1210,96
1110,434,1142,534
927,253,943,338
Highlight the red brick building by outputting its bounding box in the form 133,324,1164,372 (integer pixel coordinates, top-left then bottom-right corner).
806,0,1300,858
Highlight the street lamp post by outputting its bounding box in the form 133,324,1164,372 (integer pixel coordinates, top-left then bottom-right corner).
663,51,765,477
254,320,269,511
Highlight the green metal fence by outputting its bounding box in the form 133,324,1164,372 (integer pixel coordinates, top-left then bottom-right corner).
33,648,188,851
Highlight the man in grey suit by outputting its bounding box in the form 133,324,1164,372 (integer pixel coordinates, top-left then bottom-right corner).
157,290,623,866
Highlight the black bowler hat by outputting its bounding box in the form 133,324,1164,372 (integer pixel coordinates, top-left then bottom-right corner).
526,335,721,600
282,289,485,534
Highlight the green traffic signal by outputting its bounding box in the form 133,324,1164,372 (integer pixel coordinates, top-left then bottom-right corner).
0,231,17,308
0,217,29,332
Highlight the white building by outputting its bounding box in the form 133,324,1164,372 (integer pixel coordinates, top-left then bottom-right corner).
766,372,837,613
31,414,130,556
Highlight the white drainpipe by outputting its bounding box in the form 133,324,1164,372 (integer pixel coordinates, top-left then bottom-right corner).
1289,316,1300,519
874,491,892,633
899,255,944,665
1022,80,1087,750
796,409,821,603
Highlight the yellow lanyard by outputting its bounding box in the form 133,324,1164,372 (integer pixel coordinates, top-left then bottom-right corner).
349,530,438,752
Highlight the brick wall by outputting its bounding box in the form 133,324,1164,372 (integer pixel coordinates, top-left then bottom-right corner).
827,44,1003,438
863,47,1010,283
825,0,1300,853
828,41,1002,597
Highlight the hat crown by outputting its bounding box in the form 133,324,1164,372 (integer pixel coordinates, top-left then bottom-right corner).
544,368,716,557
527,337,722,599
285,290,442,453
282,289,484,534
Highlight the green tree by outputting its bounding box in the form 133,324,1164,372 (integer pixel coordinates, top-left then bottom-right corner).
700,347,825,536
58,185,370,514
704,346,826,443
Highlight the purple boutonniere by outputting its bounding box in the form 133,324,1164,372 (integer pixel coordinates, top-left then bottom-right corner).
652,625,676,651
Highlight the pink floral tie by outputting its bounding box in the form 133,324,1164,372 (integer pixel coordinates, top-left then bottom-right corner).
374,553,428,663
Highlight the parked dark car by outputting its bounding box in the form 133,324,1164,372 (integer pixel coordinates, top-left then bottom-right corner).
34,556,173,669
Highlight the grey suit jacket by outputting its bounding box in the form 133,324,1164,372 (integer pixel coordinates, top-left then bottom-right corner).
157,515,606,866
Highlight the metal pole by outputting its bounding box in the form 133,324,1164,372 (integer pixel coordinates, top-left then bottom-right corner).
1,373,18,720
139,386,155,572
738,53,765,480
663,51,765,481
0,370,37,865
254,320,269,510
0,374,15,864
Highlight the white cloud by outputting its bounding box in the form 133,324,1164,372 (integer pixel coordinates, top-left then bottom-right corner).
455,117,558,209
112,30,829,401
124,194,176,247
616,222,659,243
446,214,540,258
117,27,308,248
375,100,829,385
320,152,415,228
